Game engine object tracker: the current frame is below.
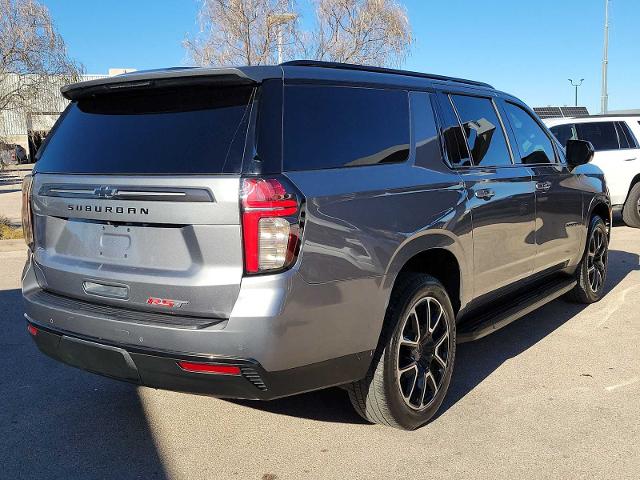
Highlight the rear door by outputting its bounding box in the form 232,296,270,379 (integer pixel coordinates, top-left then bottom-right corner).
439,93,536,298
31,83,256,318
502,101,583,273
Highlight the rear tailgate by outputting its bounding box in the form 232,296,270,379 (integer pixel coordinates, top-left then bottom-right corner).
31,175,243,318
31,82,256,318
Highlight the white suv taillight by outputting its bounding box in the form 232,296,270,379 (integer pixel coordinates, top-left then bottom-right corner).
21,174,34,250
241,177,303,274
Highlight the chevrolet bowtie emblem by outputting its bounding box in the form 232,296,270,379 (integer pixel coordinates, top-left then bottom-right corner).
94,186,118,198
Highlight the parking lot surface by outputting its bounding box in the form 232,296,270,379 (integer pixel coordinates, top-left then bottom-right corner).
1,227,638,480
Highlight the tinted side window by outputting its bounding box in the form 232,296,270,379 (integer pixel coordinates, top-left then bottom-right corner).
504,102,556,164
550,124,576,147
616,122,631,149
450,95,512,167
434,92,471,167
575,122,619,151
283,86,409,171
411,92,443,169
616,121,639,149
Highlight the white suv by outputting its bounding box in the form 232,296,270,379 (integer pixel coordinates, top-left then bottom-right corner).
545,116,640,227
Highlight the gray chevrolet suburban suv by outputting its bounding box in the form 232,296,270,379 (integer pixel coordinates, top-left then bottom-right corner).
22,61,610,430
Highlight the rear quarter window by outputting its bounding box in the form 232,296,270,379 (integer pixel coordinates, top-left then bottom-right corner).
616,121,639,149
411,92,444,169
283,85,410,171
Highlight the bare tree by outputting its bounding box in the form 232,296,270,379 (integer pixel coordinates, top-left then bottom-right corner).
309,0,412,67
0,0,81,116
184,0,300,66
186,0,412,68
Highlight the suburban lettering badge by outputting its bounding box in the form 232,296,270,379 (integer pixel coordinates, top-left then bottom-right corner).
66,204,149,215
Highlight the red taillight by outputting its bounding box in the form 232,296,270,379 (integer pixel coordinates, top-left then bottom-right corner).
27,324,38,336
241,177,303,274
21,174,34,250
176,361,241,375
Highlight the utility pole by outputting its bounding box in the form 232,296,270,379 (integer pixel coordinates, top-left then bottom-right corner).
601,0,610,114
569,79,584,107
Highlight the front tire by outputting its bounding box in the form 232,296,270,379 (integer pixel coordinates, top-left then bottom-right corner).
567,215,609,303
622,183,640,228
346,274,456,430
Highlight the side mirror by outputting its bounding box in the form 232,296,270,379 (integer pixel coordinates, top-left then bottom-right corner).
565,139,594,169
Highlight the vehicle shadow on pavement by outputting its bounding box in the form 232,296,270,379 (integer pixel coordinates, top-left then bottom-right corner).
0,288,169,480
437,248,639,420
231,249,638,426
231,386,369,425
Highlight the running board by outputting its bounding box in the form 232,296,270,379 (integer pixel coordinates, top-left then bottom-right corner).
457,277,577,343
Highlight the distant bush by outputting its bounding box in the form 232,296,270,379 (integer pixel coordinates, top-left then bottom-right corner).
0,215,23,240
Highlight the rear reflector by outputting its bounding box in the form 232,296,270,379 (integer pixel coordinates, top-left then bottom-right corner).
27,324,38,336
176,361,241,376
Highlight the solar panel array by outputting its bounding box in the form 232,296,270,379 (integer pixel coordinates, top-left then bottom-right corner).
559,106,590,117
533,107,563,119
533,106,590,119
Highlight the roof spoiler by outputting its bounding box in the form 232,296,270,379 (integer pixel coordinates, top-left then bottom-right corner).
61,67,258,101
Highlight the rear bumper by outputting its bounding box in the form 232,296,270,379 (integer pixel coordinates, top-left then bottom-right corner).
26,321,369,400
22,254,378,399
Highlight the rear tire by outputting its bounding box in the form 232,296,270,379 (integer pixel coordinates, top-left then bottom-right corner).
567,215,608,304
347,274,456,430
622,183,640,228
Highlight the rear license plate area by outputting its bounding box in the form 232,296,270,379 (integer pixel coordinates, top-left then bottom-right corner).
59,336,140,382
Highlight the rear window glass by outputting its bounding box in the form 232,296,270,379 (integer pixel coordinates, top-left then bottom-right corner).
574,122,619,151
36,85,254,174
283,85,409,171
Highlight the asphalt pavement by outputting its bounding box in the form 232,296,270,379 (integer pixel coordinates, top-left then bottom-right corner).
1,227,639,480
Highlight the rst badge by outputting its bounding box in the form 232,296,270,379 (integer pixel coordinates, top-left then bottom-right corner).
146,297,190,308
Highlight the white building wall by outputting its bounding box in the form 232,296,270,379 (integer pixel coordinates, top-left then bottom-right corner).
0,73,107,150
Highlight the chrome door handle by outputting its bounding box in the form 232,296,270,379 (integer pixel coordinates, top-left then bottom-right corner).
536,181,552,192
475,188,495,200
623,158,637,162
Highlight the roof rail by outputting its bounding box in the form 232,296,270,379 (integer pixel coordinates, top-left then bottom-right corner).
281,60,494,89
570,113,640,119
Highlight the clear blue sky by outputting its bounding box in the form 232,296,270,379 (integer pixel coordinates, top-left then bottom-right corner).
43,0,639,114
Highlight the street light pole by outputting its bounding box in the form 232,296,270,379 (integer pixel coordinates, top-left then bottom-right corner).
267,13,297,64
277,25,284,64
601,0,610,113
569,78,585,107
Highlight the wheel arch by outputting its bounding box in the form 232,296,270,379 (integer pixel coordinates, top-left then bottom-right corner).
588,196,612,236
624,173,640,204
384,232,469,317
